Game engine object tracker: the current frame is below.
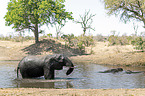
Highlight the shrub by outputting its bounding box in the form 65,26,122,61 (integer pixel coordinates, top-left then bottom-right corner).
108,35,130,46
61,34,94,54
131,37,145,51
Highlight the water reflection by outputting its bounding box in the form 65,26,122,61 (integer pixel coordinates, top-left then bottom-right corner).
0,61,145,89
14,79,73,88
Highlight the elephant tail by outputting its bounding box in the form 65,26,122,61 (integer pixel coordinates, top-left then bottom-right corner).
17,56,26,78
17,66,20,78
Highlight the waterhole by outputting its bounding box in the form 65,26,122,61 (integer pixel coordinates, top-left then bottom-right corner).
0,61,145,89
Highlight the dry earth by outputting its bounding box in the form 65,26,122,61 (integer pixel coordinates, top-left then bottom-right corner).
71,42,145,66
0,39,145,95
1,88,145,96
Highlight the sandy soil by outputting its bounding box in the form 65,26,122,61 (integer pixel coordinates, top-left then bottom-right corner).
0,40,145,95
0,88,145,96
71,42,145,66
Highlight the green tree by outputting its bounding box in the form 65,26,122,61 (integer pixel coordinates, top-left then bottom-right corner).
4,0,73,43
76,10,96,36
103,0,145,26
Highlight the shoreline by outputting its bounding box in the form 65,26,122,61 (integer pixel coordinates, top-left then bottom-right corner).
0,40,145,67
1,88,145,96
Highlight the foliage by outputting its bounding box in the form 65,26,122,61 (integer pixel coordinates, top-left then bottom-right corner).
61,34,75,47
108,33,145,51
131,36,145,51
108,35,128,45
76,10,96,36
47,33,52,37
61,34,94,54
4,0,73,43
103,0,145,26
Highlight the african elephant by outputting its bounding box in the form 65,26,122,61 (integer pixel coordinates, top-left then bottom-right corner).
17,54,74,79
98,68,123,73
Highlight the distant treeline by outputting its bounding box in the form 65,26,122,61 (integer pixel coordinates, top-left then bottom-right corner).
94,34,145,52
0,33,145,52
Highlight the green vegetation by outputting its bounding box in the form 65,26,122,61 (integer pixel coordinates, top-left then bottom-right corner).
2,0,145,54
103,0,145,51
108,35,131,45
108,33,145,51
131,36,145,51
4,0,73,43
1,32,145,52
103,0,145,26
0,33,94,54
61,34,94,54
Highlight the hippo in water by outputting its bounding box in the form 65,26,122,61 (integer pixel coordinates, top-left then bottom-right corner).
98,68,123,73
99,68,145,74
125,70,145,74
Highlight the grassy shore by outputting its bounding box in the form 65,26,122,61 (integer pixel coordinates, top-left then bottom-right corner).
0,39,145,95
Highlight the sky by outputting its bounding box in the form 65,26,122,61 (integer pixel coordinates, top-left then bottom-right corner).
0,0,145,37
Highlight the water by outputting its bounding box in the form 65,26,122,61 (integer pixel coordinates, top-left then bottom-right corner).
0,61,145,89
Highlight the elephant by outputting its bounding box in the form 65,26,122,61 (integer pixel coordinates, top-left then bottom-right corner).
17,54,74,79
98,68,123,73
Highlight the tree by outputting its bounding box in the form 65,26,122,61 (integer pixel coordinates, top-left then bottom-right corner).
4,0,73,43
76,10,96,36
55,24,64,39
103,0,145,26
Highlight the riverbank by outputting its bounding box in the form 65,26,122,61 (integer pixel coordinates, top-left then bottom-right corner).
71,42,145,66
0,40,145,95
0,40,145,66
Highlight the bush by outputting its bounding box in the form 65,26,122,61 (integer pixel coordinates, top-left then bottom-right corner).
108,34,145,51
61,34,94,54
131,37,145,51
108,35,131,46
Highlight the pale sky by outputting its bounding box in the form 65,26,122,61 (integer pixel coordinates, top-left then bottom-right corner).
0,0,145,37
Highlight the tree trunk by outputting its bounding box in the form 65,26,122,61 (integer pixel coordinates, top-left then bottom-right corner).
34,24,39,43
83,27,86,36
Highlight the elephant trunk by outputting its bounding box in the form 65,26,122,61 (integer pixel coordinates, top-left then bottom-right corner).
65,57,74,75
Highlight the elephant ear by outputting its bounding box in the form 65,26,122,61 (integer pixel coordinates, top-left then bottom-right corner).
54,54,64,63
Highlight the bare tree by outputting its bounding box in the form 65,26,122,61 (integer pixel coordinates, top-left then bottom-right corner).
76,10,96,36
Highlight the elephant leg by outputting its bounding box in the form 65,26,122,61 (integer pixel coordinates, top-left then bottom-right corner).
44,68,55,79
21,71,29,78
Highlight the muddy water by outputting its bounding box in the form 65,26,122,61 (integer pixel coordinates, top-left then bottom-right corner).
0,61,145,89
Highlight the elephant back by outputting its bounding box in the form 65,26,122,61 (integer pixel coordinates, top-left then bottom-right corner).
20,55,46,68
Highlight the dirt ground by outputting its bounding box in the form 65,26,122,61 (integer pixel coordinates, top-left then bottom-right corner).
71,42,145,66
1,88,145,96
0,40,145,96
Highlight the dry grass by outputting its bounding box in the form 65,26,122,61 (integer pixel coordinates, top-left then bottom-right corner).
71,42,145,66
